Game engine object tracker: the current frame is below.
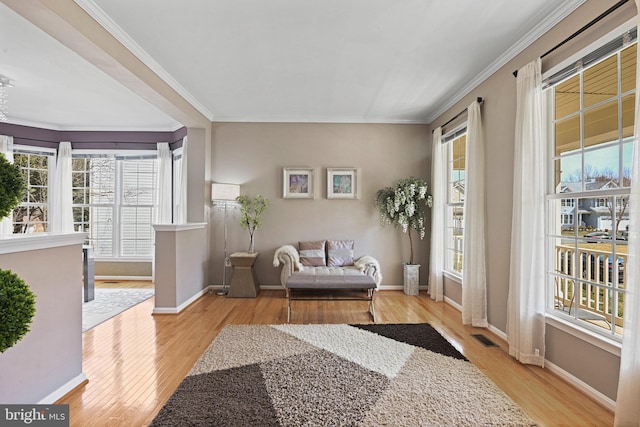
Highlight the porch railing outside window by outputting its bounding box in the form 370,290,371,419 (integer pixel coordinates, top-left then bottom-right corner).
546,38,635,339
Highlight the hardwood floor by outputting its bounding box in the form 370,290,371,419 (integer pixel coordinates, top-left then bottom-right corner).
94,280,154,289
60,286,614,426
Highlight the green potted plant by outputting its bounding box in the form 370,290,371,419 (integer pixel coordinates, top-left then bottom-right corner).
0,152,25,220
0,152,36,353
375,177,432,295
236,194,268,253
0,269,37,353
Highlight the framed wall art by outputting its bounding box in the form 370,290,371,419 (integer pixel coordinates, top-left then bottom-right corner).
283,167,315,199
327,168,360,199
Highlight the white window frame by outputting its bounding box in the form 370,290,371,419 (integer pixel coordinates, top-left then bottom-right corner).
72,149,157,260
12,145,56,234
443,125,467,278
543,20,635,346
72,155,115,256
172,147,183,222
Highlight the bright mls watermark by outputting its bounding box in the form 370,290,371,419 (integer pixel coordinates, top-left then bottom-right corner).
0,405,68,426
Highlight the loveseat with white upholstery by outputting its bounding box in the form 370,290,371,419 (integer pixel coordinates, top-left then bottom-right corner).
273,240,382,289
273,240,382,321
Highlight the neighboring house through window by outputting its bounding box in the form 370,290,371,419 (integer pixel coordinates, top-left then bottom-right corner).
545,25,635,340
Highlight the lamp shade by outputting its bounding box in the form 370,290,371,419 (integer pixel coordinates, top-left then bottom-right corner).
211,183,240,202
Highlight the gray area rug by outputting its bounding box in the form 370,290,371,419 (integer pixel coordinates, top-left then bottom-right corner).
150,323,536,426
82,288,154,332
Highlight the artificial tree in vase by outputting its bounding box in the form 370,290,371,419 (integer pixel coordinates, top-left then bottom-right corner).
375,176,432,295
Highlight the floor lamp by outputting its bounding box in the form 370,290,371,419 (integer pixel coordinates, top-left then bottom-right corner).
212,183,240,296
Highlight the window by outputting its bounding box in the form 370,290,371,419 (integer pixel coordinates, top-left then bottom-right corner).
546,30,635,339
120,157,156,256
444,126,467,276
72,156,115,256
595,198,608,207
72,152,157,258
561,214,574,227
12,147,55,233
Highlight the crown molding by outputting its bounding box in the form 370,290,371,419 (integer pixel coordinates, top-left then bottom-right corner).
4,117,183,133
74,0,214,122
75,0,587,127
425,0,587,124
210,115,428,124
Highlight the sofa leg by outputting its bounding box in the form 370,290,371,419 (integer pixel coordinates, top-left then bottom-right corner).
286,289,291,323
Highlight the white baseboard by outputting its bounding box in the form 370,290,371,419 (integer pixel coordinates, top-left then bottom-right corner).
259,285,284,290
95,275,153,281
441,297,616,411
373,285,431,291
488,324,507,341
152,288,208,314
38,372,87,404
544,359,616,411
208,285,430,292
208,284,429,291
444,295,462,311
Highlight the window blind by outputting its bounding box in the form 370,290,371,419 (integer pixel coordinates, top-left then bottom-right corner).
543,27,637,89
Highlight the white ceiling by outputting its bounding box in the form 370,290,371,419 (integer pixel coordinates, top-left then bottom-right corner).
0,0,585,131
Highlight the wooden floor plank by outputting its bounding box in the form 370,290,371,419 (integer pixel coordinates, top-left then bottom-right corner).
59,283,614,426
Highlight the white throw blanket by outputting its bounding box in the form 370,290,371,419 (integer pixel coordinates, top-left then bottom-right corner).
355,255,383,286
273,244,304,271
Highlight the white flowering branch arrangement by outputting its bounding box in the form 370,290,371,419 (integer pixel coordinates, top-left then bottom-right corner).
236,194,268,253
375,177,433,265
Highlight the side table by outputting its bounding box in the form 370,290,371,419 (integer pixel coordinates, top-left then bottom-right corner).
227,252,260,298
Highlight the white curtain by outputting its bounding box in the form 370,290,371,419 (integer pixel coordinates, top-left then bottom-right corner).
176,136,188,224
51,141,74,233
155,142,172,224
429,127,445,302
0,135,14,236
462,100,488,327
0,135,14,162
614,4,640,424
507,58,546,367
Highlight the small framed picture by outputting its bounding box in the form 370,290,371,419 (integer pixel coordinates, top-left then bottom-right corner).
283,167,315,199
327,168,360,199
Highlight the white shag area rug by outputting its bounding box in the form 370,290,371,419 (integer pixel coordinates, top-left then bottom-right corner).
82,288,154,332
151,323,537,426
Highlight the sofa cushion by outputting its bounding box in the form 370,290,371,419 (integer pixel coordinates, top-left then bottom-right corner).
286,274,375,289
299,240,326,266
327,239,354,267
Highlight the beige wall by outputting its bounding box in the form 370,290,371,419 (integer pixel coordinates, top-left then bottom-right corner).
209,122,430,288
427,0,635,403
95,261,152,277
153,224,208,311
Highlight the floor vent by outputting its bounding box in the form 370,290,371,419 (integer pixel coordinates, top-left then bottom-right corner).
102,281,120,284
471,334,498,347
